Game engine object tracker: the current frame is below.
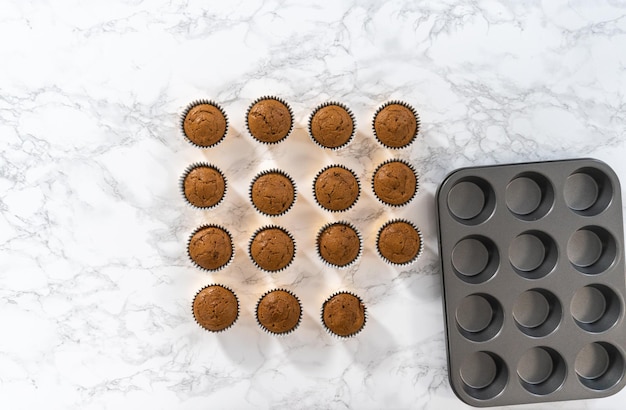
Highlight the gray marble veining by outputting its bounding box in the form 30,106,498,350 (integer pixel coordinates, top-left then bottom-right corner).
1,0,626,409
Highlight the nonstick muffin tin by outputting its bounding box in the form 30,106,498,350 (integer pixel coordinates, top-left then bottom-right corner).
436,158,626,407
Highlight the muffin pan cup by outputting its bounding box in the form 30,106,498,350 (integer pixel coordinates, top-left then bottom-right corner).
436,158,626,407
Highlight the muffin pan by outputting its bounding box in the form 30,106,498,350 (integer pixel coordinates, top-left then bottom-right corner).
436,158,626,407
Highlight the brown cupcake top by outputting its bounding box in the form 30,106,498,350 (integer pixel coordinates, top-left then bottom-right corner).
373,103,418,148
251,171,295,216
183,103,227,147
193,285,238,332
314,166,360,211
247,98,292,143
309,104,354,148
183,165,225,208
317,223,360,267
377,221,421,265
256,290,301,334
250,227,295,271
322,293,366,337
373,160,417,206
188,226,233,271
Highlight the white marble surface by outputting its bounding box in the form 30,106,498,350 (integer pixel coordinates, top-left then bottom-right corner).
2,0,626,409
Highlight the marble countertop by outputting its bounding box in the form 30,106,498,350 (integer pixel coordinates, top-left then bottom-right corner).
2,1,626,409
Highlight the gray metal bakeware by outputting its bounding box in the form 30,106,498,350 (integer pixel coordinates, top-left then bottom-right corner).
436,158,626,407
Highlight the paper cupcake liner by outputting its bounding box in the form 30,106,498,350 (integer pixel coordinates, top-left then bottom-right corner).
320,291,367,338
312,164,361,213
192,283,239,333
180,99,229,149
315,220,363,269
186,224,235,273
248,225,296,273
179,162,227,210
255,288,303,336
370,158,419,207
376,219,423,266
307,101,356,150
371,100,420,150
248,168,297,217
245,96,294,145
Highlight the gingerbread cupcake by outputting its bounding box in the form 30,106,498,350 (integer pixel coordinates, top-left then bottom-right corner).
246,96,293,144
249,225,295,272
187,225,234,272
321,291,366,338
181,100,228,148
372,159,417,206
316,221,362,268
256,289,302,335
313,165,360,212
372,101,419,149
180,163,226,209
377,219,422,265
192,284,239,332
308,102,355,149
249,169,296,216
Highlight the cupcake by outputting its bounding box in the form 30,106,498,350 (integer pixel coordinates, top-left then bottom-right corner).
249,226,295,272
316,221,361,268
192,284,239,332
308,102,355,149
187,225,234,271
371,159,418,206
313,165,360,212
250,169,296,216
246,96,293,144
321,292,366,337
181,100,228,148
377,219,422,265
372,101,419,149
180,163,226,209
256,289,302,335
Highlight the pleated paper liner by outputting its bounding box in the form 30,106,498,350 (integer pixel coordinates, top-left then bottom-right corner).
192,283,239,333
315,221,362,269
321,291,367,338
312,164,361,212
248,225,296,272
180,99,228,148
245,96,294,144
249,169,297,217
179,162,227,210
255,288,302,336
308,101,356,150
371,158,418,207
372,100,419,149
187,224,234,272
376,219,423,266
